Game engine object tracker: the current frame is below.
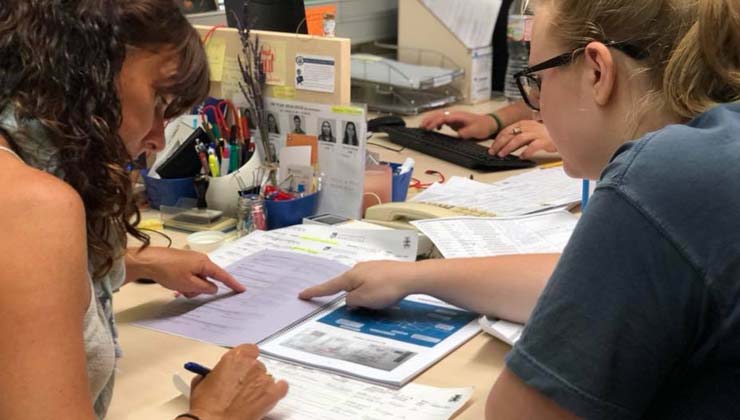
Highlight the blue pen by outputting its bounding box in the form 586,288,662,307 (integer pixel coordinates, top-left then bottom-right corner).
582,179,590,210
184,362,211,377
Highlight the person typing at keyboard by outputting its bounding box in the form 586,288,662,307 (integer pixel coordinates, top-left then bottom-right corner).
420,99,557,160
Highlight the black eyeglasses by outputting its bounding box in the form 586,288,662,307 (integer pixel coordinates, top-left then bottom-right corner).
514,41,649,111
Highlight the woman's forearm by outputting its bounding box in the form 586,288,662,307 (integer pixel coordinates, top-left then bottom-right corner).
407,254,559,324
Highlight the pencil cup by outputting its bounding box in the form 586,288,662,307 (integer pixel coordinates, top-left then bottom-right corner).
143,171,197,210
205,145,263,217
388,162,414,202
263,192,320,230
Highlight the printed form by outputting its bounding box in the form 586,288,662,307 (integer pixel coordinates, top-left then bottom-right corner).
135,249,350,347
412,210,579,258
173,357,473,420
412,167,582,216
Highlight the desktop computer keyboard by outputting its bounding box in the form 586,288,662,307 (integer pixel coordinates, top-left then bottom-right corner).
378,126,536,171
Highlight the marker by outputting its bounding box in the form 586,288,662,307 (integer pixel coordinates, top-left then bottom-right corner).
582,179,590,210
184,362,211,377
208,149,220,177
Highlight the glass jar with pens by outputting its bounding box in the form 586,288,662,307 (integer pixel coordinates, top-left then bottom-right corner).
236,193,265,237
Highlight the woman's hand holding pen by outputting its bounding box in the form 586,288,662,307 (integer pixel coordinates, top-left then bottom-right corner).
419,110,498,140
188,344,288,420
299,261,418,309
125,247,245,298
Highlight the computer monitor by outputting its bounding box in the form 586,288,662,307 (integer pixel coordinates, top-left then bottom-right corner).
224,0,308,34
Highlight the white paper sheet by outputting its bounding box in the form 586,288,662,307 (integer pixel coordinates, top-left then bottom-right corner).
278,145,312,185
331,227,418,261
479,316,523,346
412,167,582,217
174,357,473,420
135,249,350,347
260,295,481,387
208,224,414,270
412,210,578,258
421,0,503,49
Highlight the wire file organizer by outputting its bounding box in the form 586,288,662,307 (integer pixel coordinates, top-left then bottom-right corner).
351,44,464,115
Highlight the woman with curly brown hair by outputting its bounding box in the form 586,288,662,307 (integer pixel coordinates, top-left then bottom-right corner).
0,1,286,419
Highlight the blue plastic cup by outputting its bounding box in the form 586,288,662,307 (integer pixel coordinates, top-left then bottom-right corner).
143,171,197,210
388,162,413,202
263,192,320,230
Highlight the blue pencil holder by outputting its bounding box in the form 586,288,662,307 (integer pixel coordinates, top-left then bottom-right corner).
388,162,414,202
263,192,320,230
143,171,197,210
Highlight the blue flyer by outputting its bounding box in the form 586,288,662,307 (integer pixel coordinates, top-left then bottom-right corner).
318,299,477,348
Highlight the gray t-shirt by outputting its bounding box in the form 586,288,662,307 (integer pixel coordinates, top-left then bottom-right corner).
506,102,740,419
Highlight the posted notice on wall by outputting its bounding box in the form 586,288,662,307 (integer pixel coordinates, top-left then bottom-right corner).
295,54,336,93
233,96,366,218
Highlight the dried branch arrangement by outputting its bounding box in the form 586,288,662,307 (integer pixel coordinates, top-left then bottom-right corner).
234,1,277,164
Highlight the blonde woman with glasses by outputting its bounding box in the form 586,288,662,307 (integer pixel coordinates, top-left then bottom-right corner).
302,0,740,418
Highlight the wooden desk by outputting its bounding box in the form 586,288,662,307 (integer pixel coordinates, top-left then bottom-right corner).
108,100,557,419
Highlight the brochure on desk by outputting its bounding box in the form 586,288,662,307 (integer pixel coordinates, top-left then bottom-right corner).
260,294,481,388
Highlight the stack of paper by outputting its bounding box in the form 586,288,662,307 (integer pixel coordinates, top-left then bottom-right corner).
209,223,418,267
412,167,582,217
412,210,578,259
135,249,351,347
174,357,473,420
136,226,476,388
260,294,480,388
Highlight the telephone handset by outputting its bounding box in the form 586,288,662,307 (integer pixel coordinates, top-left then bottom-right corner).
363,202,467,230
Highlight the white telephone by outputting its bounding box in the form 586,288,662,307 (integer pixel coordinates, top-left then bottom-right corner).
363,202,477,230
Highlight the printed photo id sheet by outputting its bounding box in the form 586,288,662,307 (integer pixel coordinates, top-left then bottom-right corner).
260,294,481,388
233,96,367,219
135,249,350,347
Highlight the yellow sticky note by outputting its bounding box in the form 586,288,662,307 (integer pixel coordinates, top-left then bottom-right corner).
273,85,297,99
205,37,227,82
331,106,364,116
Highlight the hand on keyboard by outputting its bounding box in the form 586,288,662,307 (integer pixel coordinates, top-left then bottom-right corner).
420,110,498,140
379,126,536,171
491,120,557,159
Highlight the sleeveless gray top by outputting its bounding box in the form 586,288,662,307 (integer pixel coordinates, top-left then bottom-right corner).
0,109,121,419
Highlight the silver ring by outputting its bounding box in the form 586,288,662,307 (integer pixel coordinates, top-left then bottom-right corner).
512,127,523,135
